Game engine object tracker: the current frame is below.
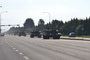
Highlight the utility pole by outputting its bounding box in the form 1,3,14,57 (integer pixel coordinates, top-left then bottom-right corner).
43,12,51,23
0,6,2,34
0,11,7,33
43,12,51,29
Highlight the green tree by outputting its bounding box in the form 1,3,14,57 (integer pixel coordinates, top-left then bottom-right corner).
60,18,79,35
38,19,45,30
52,19,64,29
38,19,45,26
23,18,35,29
76,25,83,36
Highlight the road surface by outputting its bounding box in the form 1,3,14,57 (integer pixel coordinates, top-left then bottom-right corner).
0,35,90,60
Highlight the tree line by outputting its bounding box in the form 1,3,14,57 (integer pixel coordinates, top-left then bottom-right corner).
7,17,90,36
60,18,90,35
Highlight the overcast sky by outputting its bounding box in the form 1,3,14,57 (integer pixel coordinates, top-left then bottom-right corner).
0,0,90,31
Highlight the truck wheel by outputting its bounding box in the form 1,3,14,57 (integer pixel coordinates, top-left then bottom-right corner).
53,36,60,39
30,35,34,38
43,36,49,39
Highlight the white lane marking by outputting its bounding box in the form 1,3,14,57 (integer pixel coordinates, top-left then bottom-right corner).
15,50,19,52
24,56,30,60
19,52,23,55
5,38,13,48
5,38,30,60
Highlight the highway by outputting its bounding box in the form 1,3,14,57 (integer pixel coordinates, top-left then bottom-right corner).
0,35,90,60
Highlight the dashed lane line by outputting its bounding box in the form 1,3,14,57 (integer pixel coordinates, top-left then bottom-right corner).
24,56,30,60
15,50,19,52
5,38,30,60
19,52,24,55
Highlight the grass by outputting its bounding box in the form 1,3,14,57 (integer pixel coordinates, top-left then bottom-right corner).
79,35,90,38
62,35,90,38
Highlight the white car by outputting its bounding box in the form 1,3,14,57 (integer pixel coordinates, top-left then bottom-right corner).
69,32,76,37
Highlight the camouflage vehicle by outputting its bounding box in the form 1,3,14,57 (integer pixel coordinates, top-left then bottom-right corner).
18,31,26,37
14,32,19,36
43,29,61,39
30,30,41,38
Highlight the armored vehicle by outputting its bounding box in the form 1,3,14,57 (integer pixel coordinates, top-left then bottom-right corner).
30,30,41,38
43,29,61,39
18,31,26,37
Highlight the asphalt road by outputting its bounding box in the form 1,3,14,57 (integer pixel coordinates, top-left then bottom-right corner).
0,35,90,60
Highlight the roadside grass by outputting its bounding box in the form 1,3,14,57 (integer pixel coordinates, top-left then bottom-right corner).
61,35,68,37
79,35,90,38
62,35,90,38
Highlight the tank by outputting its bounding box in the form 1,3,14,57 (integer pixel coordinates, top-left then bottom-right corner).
43,29,61,39
30,30,41,38
18,31,26,37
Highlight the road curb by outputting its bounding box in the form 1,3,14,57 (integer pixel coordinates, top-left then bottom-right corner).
61,37,90,41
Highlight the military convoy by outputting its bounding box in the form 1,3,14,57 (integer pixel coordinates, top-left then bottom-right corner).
13,28,61,39
30,29,61,39
14,31,26,37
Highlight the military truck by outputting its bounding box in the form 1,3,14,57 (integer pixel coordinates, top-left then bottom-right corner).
43,29,61,39
18,31,26,37
30,30,41,38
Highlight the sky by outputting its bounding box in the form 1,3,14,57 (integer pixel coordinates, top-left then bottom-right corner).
0,0,90,31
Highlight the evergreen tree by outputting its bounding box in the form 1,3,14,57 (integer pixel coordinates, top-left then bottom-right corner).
23,18,35,29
